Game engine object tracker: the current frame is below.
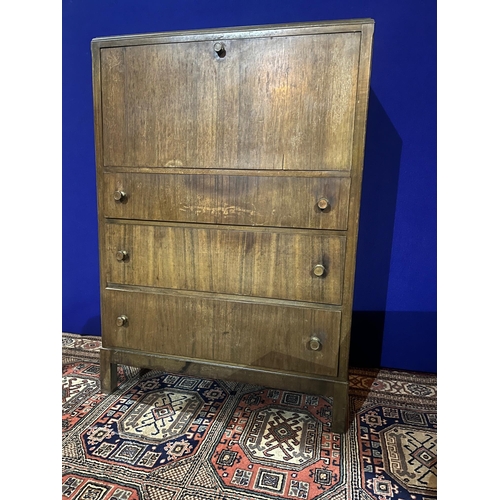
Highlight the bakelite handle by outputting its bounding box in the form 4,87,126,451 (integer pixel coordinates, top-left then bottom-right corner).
116,315,128,327
317,198,329,210
313,264,326,277
114,190,126,202
309,337,322,351
116,250,128,262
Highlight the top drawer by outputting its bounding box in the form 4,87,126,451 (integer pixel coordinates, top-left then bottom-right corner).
100,32,361,170
104,172,350,230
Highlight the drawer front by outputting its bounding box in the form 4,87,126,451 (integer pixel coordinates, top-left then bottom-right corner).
104,172,350,230
102,288,341,377
105,222,345,305
100,32,360,170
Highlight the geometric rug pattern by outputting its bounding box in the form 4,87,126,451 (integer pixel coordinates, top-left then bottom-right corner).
62,333,437,500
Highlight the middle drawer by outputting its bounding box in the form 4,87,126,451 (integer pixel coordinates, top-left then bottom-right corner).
105,222,346,305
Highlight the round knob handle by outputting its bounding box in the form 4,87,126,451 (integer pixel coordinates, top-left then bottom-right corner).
317,198,329,210
313,264,326,277
116,315,128,327
309,336,322,351
113,190,126,202
214,42,226,57
116,250,128,261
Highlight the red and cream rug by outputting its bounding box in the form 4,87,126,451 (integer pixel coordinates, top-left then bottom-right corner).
62,333,437,500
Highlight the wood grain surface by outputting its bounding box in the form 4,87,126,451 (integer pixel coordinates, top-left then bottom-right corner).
102,287,342,377
92,19,375,434
105,221,346,304
100,32,360,170
103,172,350,229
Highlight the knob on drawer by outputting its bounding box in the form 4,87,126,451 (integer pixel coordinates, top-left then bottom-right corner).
313,264,326,277
317,198,330,210
113,190,126,202
116,315,128,327
309,336,322,351
116,250,128,261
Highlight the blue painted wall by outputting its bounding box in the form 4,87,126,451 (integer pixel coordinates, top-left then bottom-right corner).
62,0,436,373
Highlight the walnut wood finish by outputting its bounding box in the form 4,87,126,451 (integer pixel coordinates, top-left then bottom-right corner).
104,221,345,304
102,287,341,377
101,346,344,397
99,349,117,394
92,19,375,434
103,172,351,229
100,32,360,171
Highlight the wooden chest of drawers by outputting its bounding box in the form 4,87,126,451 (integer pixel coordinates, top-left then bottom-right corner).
92,19,374,433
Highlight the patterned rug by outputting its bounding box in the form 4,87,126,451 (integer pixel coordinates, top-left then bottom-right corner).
62,333,437,500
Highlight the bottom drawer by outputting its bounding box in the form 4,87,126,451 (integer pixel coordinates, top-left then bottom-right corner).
102,288,341,377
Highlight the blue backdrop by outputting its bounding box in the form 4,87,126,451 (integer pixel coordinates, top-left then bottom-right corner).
62,0,436,373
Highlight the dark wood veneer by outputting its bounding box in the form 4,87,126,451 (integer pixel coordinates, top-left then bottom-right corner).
92,19,374,433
